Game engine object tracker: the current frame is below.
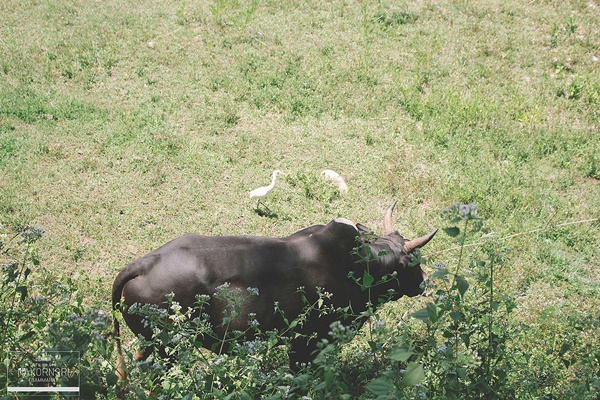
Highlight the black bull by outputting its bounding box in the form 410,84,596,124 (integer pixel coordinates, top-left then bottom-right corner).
112,202,436,379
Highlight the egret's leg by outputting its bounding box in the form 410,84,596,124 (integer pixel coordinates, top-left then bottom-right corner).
257,200,271,213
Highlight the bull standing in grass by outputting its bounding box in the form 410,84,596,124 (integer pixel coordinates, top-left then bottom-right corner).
112,202,436,379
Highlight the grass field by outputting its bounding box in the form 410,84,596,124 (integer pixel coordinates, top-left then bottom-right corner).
1,0,599,398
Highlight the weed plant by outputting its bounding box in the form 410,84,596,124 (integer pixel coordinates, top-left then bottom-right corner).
1,226,117,398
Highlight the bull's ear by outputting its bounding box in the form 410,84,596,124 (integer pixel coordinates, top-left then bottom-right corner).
403,229,438,253
356,223,371,234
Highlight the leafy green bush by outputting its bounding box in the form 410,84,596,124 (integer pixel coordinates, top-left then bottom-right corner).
394,204,599,400
1,225,117,398
2,211,598,399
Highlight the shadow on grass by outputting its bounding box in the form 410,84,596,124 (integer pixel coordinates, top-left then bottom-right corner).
254,206,279,218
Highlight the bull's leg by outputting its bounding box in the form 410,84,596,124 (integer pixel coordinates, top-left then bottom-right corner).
137,338,174,365
122,311,172,362
136,344,154,361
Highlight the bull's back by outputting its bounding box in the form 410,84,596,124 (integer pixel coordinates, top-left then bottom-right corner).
118,233,297,306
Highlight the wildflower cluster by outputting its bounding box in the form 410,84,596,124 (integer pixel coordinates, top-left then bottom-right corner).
328,320,356,343
442,202,478,222
19,225,45,243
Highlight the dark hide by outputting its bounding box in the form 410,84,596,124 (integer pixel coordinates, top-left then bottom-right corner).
112,206,435,378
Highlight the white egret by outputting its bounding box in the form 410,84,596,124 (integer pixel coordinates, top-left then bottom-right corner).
321,169,348,193
250,170,283,211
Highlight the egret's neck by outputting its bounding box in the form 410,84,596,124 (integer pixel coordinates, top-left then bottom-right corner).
269,173,278,188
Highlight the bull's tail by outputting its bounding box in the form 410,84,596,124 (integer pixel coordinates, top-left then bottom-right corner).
114,315,127,381
112,265,140,381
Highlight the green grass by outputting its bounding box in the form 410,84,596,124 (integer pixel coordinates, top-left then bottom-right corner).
1,0,599,397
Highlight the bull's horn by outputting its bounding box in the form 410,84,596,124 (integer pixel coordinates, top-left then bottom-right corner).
403,229,438,253
383,201,397,236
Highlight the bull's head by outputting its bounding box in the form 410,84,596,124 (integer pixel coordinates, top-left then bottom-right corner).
373,201,437,297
